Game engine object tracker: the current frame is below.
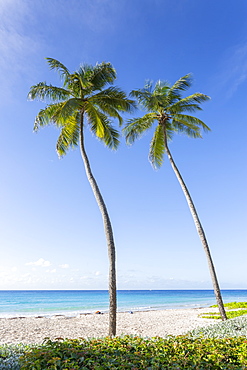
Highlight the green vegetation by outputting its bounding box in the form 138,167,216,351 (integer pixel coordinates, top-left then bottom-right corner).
0,343,30,370
17,335,247,369
201,302,247,319
189,315,247,339
2,316,247,369
211,302,247,309
201,310,247,320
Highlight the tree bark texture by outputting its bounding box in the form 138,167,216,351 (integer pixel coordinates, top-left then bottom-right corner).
79,115,117,336
162,124,227,320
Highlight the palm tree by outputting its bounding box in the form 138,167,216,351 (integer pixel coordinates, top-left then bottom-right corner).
28,58,135,335
123,74,227,320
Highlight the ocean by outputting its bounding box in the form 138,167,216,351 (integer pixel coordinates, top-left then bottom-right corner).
0,290,246,318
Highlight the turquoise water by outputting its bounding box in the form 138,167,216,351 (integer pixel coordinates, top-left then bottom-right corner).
0,290,246,318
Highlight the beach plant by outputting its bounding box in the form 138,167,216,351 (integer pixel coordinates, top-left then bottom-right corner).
189,315,247,338
123,74,227,321
28,58,135,336
210,302,247,309
0,343,29,370
201,302,247,319
201,310,247,319
19,335,247,369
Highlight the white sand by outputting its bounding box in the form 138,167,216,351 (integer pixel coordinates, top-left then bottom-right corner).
0,307,219,344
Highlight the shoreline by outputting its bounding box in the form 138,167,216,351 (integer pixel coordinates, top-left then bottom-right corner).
0,304,210,320
0,307,219,345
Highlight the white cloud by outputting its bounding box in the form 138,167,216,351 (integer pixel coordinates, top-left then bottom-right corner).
59,264,69,269
80,275,89,280
0,266,13,278
26,258,51,267
0,264,108,289
0,267,34,286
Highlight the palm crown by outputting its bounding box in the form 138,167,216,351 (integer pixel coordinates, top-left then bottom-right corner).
123,74,210,168
28,58,135,156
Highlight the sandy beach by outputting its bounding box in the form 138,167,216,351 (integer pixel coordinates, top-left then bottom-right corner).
0,307,218,344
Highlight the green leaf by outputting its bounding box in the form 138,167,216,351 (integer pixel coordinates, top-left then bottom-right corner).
56,115,80,156
123,113,157,144
86,103,105,138
149,124,165,168
28,83,70,102
45,58,70,86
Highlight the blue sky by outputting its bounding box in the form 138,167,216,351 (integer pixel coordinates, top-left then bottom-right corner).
0,0,246,290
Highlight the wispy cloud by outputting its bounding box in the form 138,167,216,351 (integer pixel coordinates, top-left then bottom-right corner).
59,264,69,269
226,43,247,97
0,262,109,288
26,258,51,267
0,0,41,104
211,41,247,99
0,0,125,105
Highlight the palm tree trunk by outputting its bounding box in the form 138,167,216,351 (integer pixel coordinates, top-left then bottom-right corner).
79,114,117,336
163,125,227,320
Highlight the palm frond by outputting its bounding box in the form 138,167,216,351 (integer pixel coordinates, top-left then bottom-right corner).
46,58,70,86
169,93,210,113
184,93,210,104
99,120,120,150
143,80,154,92
28,83,71,102
123,113,157,144
153,80,170,96
130,88,153,106
86,103,107,138
33,110,51,131
72,67,94,94
86,104,119,148
33,103,65,131
89,62,116,90
55,98,83,121
90,87,136,124
173,114,211,133
169,103,202,114
130,88,164,112
149,124,165,169
172,119,202,138
56,115,80,156
165,124,175,142
93,87,135,111
169,74,193,94
131,82,174,112
93,101,124,126
33,98,83,132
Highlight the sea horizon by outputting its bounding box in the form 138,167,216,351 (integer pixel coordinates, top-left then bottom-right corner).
0,289,246,319
0,288,247,292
